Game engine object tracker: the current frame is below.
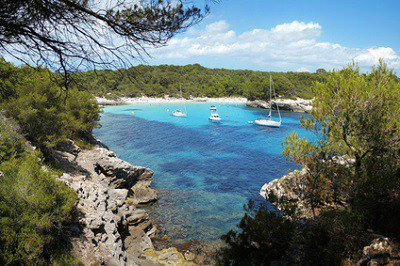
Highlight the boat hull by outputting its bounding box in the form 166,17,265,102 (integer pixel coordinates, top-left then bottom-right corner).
254,119,281,127
172,111,187,117
209,117,221,122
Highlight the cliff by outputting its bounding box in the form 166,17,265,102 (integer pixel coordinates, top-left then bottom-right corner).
53,139,199,265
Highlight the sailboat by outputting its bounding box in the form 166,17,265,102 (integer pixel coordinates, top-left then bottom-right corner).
254,75,282,128
172,85,187,117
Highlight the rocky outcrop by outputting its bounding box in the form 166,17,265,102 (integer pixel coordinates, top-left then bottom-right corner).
54,139,197,265
260,168,311,218
247,98,313,113
359,237,400,265
246,100,269,109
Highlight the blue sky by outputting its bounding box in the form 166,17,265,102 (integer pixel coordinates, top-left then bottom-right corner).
147,0,400,72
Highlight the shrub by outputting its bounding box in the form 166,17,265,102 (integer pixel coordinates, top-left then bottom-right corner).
0,154,78,264
215,201,295,266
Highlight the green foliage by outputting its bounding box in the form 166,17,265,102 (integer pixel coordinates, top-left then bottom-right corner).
0,61,100,148
0,60,83,265
0,118,25,163
219,61,400,264
0,153,78,265
284,60,400,209
215,201,295,266
302,210,370,265
74,64,323,100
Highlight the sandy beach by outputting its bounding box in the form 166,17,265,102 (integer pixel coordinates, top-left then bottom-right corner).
96,96,248,105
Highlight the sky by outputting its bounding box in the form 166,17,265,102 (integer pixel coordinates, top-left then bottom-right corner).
146,0,400,73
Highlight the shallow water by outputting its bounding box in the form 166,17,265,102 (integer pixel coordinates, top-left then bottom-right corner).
94,102,313,244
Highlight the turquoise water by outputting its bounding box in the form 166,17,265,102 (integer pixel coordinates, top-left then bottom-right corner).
94,102,312,243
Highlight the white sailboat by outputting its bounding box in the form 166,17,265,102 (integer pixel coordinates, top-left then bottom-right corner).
254,75,282,128
172,85,187,117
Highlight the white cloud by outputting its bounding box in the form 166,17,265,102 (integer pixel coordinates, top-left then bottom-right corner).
151,20,400,72
205,20,230,34
354,47,398,65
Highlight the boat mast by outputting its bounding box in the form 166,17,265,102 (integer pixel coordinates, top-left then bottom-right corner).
180,84,187,114
271,76,282,122
269,75,272,118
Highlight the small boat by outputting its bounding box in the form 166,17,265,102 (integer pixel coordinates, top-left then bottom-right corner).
254,75,282,128
209,112,222,122
172,85,187,117
171,109,187,117
254,118,281,127
210,105,217,111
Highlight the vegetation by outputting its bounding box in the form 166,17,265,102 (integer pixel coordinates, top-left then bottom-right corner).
0,119,80,265
76,64,324,100
216,61,400,265
0,59,100,150
0,59,102,264
0,0,206,74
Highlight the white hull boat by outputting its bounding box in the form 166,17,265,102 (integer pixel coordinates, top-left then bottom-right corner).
209,113,221,122
172,85,188,118
254,75,282,128
254,119,281,127
172,110,187,117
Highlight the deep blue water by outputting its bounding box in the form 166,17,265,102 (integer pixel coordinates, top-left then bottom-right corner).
94,102,312,243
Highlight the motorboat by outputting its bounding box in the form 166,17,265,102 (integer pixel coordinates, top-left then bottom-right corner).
209,112,222,122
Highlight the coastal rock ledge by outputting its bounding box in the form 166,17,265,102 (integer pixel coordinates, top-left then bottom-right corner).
54,139,197,265
247,98,313,113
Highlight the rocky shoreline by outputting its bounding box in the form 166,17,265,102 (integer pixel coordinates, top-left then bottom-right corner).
54,139,202,265
246,98,313,113
259,169,400,264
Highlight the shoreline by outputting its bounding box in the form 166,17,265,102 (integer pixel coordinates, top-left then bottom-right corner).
55,138,203,265
96,96,248,105
96,96,313,113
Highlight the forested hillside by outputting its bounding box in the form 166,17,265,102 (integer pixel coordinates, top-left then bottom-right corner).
0,59,100,264
76,64,325,100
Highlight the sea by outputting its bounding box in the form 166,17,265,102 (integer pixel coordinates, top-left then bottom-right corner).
93,102,313,248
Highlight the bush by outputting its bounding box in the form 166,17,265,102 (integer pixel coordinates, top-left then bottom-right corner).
302,210,370,265
215,201,295,266
0,62,100,149
0,118,25,163
0,154,78,264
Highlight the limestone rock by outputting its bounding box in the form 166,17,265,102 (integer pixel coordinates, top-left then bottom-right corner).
246,100,269,109
359,237,400,265
246,98,313,113
55,139,162,266
260,168,310,217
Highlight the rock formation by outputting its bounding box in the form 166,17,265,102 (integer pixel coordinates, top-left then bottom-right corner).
54,139,197,265
246,98,313,113
259,168,312,218
359,237,400,265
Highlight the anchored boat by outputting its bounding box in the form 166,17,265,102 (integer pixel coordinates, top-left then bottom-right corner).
209,112,222,122
254,75,282,128
172,85,187,117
